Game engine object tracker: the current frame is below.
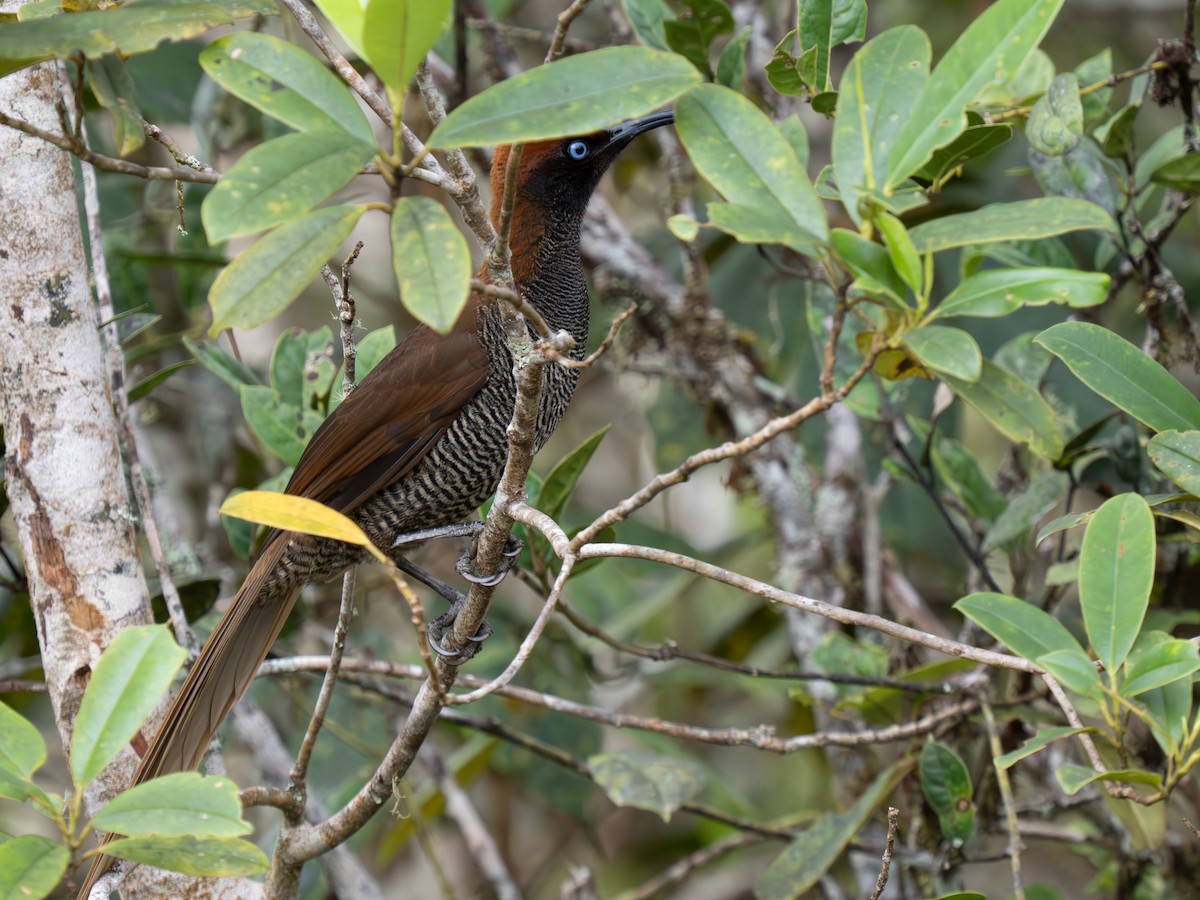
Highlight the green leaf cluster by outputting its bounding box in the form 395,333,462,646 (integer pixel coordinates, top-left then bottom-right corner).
0,627,266,897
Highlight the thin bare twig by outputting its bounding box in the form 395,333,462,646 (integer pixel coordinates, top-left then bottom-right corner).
569,343,879,549
78,117,196,656
0,680,46,693
546,0,592,63
143,123,213,173
470,278,551,338
278,0,391,125
579,542,1039,675
424,746,521,900
983,700,1024,900
556,601,956,693
0,109,218,183
868,807,900,900
616,832,765,900
288,567,357,792
340,242,364,387
259,654,982,753
543,302,638,369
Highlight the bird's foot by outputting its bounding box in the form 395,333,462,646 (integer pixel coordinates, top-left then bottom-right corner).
392,521,484,551
456,534,523,586
427,602,493,665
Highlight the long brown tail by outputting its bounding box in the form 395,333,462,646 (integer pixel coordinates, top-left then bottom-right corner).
77,540,301,897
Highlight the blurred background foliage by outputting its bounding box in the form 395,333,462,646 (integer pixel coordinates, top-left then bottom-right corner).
4,0,1200,897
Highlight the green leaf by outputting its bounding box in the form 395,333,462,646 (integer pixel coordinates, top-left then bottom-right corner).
331,326,397,409
539,426,610,521
128,360,196,404
1055,764,1161,796
1122,634,1200,697
954,592,1082,663
831,228,905,304
981,468,1068,552
86,56,145,156
877,213,922,294
663,0,733,77
208,204,365,336
362,0,450,94
810,632,888,697
1035,322,1200,432
203,130,375,243
240,386,314,467
914,124,1012,184
184,337,263,391
904,325,980,381
1148,430,1200,495
994,726,1094,770
312,0,367,59
1137,678,1192,756
70,626,187,788
390,197,472,334
589,751,704,822
1036,510,1093,545
1149,153,1200,192
354,326,398,381
0,0,273,72
1030,139,1119,215
1079,493,1155,673
832,26,929,225
931,437,1006,524
908,198,1115,253
0,702,46,781
667,213,700,241
705,202,819,250
765,30,818,96
1074,48,1113,124
886,0,1064,187
622,0,671,50
428,46,699,147
976,47,1055,108
270,327,335,411
779,115,810,170
934,268,1109,319
1096,102,1139,158
0,835,68,900
676,83,827,248
15,0,60,22
1027,73,1083,156
199,32,375,146
798,0,867,94
102,834,269,877
942,360,1063,459
716,25,750,89
1134,125,1186,189
0,766,46,807
1037,647,1102,698
920,740,974,848
755,762,910,900
92,772,252,838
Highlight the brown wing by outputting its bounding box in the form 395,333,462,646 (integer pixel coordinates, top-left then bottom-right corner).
282,294,490,515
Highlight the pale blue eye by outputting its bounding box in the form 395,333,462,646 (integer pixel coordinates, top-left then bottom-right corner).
567,140,589,160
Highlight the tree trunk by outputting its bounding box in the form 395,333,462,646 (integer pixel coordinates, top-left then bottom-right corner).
0,58,259,898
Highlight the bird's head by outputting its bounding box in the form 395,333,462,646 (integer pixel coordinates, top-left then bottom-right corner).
489,109,674,236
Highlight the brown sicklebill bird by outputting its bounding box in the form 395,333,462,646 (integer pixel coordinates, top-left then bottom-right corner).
77,110,673,896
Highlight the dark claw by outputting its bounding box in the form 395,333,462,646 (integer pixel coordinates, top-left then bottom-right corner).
457,565,507,587
426,605,491,665
456,541,520,586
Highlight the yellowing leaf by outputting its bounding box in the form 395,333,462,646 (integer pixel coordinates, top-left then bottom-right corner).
219,491,386,564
